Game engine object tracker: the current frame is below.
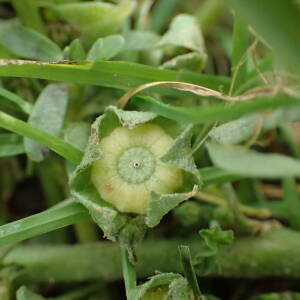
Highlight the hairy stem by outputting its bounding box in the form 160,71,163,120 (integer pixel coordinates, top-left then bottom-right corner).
4,228,300,287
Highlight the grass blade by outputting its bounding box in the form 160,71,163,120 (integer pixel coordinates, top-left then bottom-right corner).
0,133,25,157
0,60,229,91
0,86,32,114
225,0,300,76
283,178,300,230
132,94,300,124
178,245,204,300
0,111,83,164
230,14,249,95
0,202,89,247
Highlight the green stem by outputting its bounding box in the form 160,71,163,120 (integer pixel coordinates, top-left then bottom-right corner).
230,14,249,95
179,245,204,300
283,177,300,230
191,122,217,155
222,183,255,234
196,0,225,33
4,229,300,283
195,190,271,218
150,0,180,32
121,247,137,300
0,111,83,164
74,220,99,244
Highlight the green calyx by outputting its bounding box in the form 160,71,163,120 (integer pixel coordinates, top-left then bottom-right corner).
117,147,156,184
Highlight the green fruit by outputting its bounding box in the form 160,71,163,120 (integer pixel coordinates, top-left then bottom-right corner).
91,124,183,214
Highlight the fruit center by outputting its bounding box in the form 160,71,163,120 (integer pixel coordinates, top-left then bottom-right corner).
117,147,156,184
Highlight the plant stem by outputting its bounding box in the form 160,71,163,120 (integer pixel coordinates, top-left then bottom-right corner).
74,221,99,244
230,14,249,95
195,190,271,218
5,229,300,282
150,0,180,32
196,0,225,33
121,247,137,300
283,177,300,230
179,245,205,300
0,111,83,164
222,182,255,234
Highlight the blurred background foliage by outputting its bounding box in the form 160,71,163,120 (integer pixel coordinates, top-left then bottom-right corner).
0,0,300,299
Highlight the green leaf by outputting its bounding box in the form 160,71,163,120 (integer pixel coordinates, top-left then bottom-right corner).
158,14,206,54
0,20,62,61
0,86,32,114
207,143,300,178
122,30,160,51
161,124,202,186
146,187,198,228
199,224,234,251
230,15,249,94
158,14,207,71
161,52,205,72
0,201,89,247
135,273,189,300
283,178,300,230
225,0,300,76
0,60,230,92
150,0,181,32
87,35,125,62
64,122,90,152
0,133,25,157
0,111,83,164
195,223,234,275
132,94,300,124
119,216,146,264
11,0,46,35
200,166,242,186
72,185,128,241
66,39,86,61
16,286,45,300
52,0,135,46
24,84,69,162
178,245,203,300
209,115,258,144
210,106,300,144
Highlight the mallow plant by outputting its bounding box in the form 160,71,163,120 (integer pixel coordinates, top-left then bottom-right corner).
0,0,300,299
